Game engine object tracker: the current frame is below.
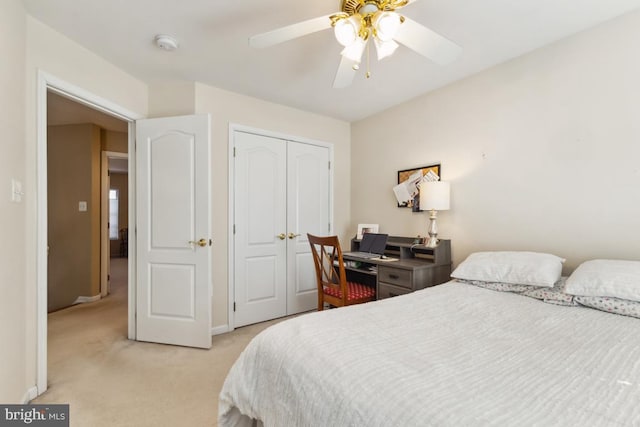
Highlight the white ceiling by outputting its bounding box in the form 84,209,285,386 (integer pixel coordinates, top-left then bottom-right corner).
25,0,640,122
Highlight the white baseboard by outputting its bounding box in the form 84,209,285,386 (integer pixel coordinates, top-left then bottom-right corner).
22,386,38,404
72,294,101,305
211,324,230,336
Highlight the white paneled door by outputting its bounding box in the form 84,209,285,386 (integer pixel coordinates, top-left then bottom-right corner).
136,114,212,349
233,132,287,327
234,131,330,327
286,142,330,314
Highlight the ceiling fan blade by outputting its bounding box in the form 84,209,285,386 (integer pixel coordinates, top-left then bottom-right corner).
249,15,333,49
333,55,358,88
395,17,461,65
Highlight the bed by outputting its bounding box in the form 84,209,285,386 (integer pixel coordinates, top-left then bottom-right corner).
219,256,640,426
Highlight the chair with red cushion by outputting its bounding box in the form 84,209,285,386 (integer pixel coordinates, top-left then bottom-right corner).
308,234,376,310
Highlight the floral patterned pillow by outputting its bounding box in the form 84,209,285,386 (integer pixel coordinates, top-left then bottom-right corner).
456,279,536,294
574,295,640,319
522,277,577,307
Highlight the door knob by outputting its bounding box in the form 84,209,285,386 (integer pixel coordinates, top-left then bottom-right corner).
188,238,207,247
288,233,301,239
277,233,286,240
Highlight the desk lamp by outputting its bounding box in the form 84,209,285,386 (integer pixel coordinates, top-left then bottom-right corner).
419,181,450,248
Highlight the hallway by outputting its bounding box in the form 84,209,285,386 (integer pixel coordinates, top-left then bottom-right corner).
46,257,129,389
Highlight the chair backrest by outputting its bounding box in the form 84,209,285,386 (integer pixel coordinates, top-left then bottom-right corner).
307,234,348,305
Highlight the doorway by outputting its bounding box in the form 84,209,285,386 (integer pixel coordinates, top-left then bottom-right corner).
47,91,129,311
101,151,129,298
36,72,141,395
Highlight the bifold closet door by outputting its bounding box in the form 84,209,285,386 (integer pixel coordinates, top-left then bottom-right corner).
234,132,288,327
234,131,330,327
286,142,330,314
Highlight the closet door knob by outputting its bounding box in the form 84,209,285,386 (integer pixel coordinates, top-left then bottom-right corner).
277,233,286,240
188,239,207,247
288,233,301,239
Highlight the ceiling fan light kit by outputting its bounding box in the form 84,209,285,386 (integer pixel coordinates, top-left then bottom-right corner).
330,4,403,67
248,0,461,88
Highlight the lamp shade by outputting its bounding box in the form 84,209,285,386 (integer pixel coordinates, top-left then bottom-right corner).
334,15,361,47
374,38,399,60
341,37,367,62
420,181,450,211
373,12,401,42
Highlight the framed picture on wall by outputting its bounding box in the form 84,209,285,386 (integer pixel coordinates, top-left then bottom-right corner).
356,224,379,240
396,164,441,209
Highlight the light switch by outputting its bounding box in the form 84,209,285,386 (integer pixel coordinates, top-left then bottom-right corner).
11,179,24,203
78,201,87,212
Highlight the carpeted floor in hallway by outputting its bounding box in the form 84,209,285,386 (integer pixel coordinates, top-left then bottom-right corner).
33,257,283,427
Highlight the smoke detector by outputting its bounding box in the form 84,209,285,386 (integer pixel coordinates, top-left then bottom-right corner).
154,34,179,51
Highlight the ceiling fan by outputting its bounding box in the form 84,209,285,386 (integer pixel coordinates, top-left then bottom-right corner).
249,0,462,88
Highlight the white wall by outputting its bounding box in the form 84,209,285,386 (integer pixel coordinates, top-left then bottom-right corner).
0,0,27,403
193,83,351,328
351,10,640,272
23,16,148,393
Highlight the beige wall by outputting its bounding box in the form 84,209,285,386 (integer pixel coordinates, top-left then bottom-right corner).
351,10,640,272
192,83,351,328
23,16,148,396
148,81,196,117
47,124,102,311
102,129,128,153
0,0,27,403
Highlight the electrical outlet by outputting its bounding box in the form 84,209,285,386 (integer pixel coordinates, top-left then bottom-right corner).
78,201,87,212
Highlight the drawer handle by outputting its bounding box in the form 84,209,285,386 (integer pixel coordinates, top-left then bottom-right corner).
389,274,399,279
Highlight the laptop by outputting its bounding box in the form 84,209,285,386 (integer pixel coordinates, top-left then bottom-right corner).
346,233,389,259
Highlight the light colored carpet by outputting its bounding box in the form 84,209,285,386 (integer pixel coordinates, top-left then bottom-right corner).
33,257,284,426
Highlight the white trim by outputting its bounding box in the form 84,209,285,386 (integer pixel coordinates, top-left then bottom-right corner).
227,123,335,332
22,387,38,404
101,151,128,298
36,70,143,396
45,74,140,122
36,72,48,396
227,125,235,332
127,122,137,341
72,294,102,305
101,152,109,297
230,123,336,150
211,325,230,336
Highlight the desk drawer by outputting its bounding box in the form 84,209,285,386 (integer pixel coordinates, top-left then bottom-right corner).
378,267,412,289
378,283,412,300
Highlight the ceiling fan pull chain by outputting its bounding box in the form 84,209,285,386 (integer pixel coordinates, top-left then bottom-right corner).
366,38,371,79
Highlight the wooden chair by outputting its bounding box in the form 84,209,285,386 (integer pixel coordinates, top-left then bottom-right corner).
308,234,376,311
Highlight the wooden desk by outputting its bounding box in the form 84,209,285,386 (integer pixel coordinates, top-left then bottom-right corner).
344,237,452,300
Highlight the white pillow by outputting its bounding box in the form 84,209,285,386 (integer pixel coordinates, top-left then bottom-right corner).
565,259,640,302
451,251,565,288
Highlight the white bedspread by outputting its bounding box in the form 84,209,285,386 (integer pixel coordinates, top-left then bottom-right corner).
219,281,640,426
